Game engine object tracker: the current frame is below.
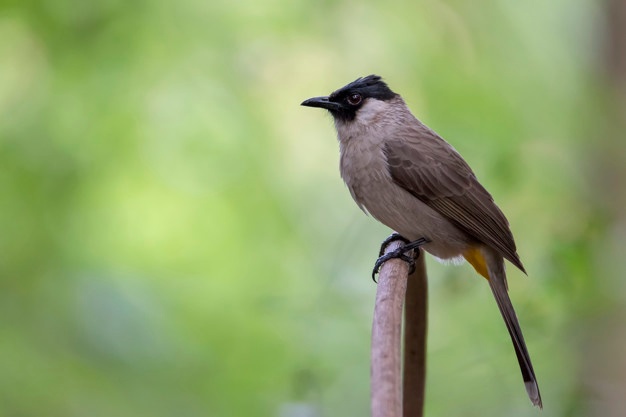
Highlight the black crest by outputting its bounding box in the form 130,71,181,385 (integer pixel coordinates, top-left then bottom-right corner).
329,75,397,103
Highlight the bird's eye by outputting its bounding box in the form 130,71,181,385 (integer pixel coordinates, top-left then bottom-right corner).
347,93,362,106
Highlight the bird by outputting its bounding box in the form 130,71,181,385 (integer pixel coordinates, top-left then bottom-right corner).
301,75,542,408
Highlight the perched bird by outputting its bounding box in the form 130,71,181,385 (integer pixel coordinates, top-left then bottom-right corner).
301,75,542,408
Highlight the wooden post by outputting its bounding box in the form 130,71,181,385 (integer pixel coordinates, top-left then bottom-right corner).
403,250,427,417
371,242,428,417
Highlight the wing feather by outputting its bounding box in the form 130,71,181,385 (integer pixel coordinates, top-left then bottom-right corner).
383,128,525,273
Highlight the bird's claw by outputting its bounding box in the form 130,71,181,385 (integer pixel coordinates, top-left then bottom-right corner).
372,251,416,282
377,233,410,257
372,236,430,282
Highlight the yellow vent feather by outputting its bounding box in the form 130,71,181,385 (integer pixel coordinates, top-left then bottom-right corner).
463,247,490,280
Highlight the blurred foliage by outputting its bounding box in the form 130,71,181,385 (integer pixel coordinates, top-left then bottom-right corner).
1,0,625,416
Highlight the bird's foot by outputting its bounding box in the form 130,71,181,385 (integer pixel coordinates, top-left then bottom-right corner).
372,235,430,282
377,233,410,257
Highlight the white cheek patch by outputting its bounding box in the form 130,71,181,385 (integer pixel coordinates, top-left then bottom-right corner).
334,98,394,147
355,98,390,125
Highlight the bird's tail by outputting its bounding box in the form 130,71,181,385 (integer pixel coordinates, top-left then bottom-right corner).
485,250,543,408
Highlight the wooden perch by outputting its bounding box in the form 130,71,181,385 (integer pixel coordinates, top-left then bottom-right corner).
403,251,427,417
371,240,428,417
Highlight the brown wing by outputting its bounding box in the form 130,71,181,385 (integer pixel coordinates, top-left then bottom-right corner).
383,130,525,273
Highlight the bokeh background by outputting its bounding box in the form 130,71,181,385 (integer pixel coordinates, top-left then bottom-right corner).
1,0,625,416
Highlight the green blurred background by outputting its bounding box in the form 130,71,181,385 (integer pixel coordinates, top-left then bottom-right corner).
1,0,625,416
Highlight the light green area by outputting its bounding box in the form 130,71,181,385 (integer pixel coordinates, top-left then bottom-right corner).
1,0,624,416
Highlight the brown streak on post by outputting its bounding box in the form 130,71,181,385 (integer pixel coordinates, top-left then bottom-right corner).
403,250,427,417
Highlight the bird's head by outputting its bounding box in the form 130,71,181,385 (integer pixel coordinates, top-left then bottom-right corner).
301,75,398,122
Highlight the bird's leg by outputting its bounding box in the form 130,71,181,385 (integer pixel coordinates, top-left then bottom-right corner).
372,235,430,282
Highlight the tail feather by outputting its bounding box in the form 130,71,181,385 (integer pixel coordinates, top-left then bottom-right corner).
486,251,543,408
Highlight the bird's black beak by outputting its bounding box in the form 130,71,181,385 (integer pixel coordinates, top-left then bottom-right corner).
301,96,343,112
